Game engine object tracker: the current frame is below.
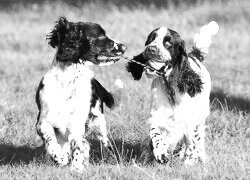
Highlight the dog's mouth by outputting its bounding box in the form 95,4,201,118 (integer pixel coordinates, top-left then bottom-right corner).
147,60,166,70
97,52,123,62
145,60,165,78
143,49,171,71
95,52,123,66
95,43,127,65
145,58,173,78
97,55,121,62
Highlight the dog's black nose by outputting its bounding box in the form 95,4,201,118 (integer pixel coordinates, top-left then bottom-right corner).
145,46,158,56
118,44,127,53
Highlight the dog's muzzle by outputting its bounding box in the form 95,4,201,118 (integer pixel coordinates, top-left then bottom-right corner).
142,45,173,77
96,43,127,63
111,43,127,56
117,43,127,53
144,46,159,60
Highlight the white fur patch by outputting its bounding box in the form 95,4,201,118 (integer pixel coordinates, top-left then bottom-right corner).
193,21,219,55
115,79,124,88
42,63,93,136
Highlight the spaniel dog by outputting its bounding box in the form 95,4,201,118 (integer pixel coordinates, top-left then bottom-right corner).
127,21,219,165
36,17,126,171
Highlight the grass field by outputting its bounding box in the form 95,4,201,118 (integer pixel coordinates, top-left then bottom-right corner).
0,0,250,179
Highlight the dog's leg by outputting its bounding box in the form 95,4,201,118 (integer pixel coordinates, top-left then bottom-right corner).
89,100,109,147
69,127,90,172
36,116,70,166
94,114,109,147
150,127,171,163
184,124,206,166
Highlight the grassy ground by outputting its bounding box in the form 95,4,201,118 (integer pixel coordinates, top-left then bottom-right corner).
0,0,250,179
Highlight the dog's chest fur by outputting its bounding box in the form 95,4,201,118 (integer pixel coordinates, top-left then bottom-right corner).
149,58,211,130
41,63,94,133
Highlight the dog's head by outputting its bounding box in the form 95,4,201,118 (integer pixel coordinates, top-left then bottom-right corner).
127,27,187,80
127,27,203,97
47,17,127,65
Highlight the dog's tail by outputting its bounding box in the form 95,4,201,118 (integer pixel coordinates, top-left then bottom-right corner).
190,21,219,62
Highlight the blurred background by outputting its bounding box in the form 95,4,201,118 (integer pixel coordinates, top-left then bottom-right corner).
0,0,250,178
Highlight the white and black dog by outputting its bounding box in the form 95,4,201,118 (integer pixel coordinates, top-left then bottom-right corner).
127,22,219,165
36,17,126,171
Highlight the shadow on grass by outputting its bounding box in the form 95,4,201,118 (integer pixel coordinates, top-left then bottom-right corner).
0,138,145,166
89,138,142,165
0,144,46,165
210,88,250,113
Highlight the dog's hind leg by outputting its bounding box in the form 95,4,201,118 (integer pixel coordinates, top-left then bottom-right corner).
88,100,109,147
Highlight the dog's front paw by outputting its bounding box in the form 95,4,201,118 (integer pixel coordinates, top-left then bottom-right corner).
70,149,89,172
184,151,204,166
47,143,70,166
153,146,170,164
70,158,88,172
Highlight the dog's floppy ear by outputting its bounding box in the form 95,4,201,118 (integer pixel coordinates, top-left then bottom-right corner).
175,40,203,97
126,53,147,80
171,39,187,70
47,17,89,62
47,17,70,48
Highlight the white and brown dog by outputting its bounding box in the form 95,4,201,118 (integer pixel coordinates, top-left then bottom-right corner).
36,17,126,171
127,22,219,165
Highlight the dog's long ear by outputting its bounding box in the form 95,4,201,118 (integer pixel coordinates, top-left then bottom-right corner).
171,39,187,70
47,17,88,62
47,17,70,48
175,40,203,97
126,53,147,80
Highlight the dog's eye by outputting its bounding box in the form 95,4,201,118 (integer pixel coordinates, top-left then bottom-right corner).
163,41,172,48
163,36,171,43
163,36,172,48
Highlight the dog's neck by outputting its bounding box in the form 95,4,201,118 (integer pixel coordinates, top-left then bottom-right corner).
51,49,90,70
49,49,94,80
52,58,85,70
161,74,176,106
150,65,185,106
